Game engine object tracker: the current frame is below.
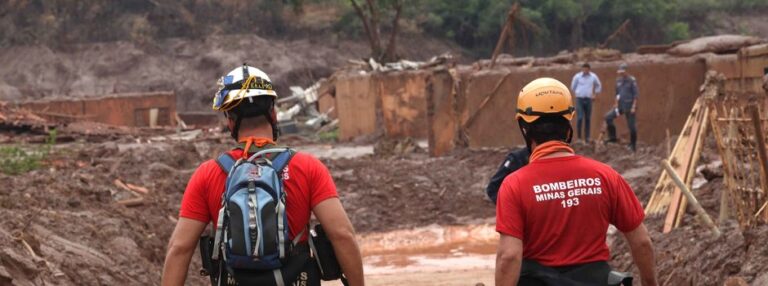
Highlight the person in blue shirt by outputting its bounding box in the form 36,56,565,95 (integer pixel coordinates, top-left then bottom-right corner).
570,63,602,143
604,63,639,152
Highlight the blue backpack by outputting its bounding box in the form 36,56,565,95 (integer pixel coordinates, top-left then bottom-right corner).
211,147,300,273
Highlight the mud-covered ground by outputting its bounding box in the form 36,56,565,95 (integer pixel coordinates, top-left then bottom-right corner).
1,132,766,285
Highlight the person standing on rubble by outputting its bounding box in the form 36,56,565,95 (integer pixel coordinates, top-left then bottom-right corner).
495,78,657,286
161,65,364,286
570,63,602,143
604,63,639,152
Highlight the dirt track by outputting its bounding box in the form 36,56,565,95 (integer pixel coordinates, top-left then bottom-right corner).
1,132,767,285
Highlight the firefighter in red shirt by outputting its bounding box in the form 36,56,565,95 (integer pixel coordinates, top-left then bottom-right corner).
495,78,657,286
161,65,364,286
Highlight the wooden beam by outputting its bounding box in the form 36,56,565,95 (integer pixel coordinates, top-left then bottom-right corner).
663,160,721,237
646,100,699,215
749,105,768,222
490,3,519,68
674,105,709,228
600,19,631,49
663,100,707,233
461,72,515,130
117,197,144,207
708,104,733,224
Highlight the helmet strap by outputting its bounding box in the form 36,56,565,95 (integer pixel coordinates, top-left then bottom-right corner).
231,114,243,140
518,120,533,154
226,101,280,141
518,118,574,154
266,110,280,141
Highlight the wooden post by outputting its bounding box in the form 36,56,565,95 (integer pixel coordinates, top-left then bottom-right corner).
646,98,701,215
675,105,709,227
708,105,733,224
749,105,768,223
599,19,631,48
490,3,519,68
662,160,721,237
461,72,514,130
749,106,768,196
663,99,706,233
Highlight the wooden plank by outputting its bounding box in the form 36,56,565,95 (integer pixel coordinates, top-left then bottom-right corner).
663,160,721,237
117,197,144,207
708,104,734,224
663,99,706,233
490,3,519,68
674,105,709,228
717,118,768,122
462,72,515,130
646,98,701,215
748,105,768,223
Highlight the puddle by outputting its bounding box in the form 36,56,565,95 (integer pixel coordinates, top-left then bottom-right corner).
357,224,498,275
295,144,374,159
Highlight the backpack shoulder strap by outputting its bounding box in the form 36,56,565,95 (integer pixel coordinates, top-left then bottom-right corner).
215,153,236,174
271,148,296,173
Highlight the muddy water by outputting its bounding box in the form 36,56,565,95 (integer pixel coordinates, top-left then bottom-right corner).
324,223,498,285
296,144,374,159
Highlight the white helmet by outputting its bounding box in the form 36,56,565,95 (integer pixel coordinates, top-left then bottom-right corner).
212,64,277,111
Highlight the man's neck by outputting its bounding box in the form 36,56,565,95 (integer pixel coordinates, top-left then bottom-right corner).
237,128,273,142
530,141,575,159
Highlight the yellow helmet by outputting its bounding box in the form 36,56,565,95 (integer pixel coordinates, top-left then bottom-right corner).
516,77,574,123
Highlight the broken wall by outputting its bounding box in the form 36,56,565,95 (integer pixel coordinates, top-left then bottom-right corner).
336,74,378,140
17,92,176,127
336,71,431,140
707,44,768,95
430,57,708,155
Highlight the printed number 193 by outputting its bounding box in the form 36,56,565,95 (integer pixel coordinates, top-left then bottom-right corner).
561,198,580,208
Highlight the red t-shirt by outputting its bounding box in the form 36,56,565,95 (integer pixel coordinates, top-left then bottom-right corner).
496,155,644,267
179,149,339,241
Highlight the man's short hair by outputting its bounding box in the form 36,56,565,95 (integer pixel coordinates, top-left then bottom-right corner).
521,116,571,144
582,63,591,69
226,96,274,129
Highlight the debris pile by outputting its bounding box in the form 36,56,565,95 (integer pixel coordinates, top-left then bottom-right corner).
0,102,52,134
346,53,454,73
474,48,623,69
646,71,768,233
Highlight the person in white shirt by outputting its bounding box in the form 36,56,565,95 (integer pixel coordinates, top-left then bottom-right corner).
570,63,602,143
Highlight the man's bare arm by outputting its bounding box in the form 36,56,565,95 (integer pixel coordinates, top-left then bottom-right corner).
495,234,523,286
313,198,365,286
623,223,657,286
161,217,207,286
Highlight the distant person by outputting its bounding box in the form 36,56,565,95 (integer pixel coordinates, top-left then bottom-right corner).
161,65,364,286
570,63,602,143
604,63,639,152
495,78,657,286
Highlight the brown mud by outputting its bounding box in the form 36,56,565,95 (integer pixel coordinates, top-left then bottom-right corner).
0,132,766,285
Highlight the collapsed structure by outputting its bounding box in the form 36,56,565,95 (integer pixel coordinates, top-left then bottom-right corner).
320,36,767,157
646,43,768,232
315,36,768,234
14,92,177,128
